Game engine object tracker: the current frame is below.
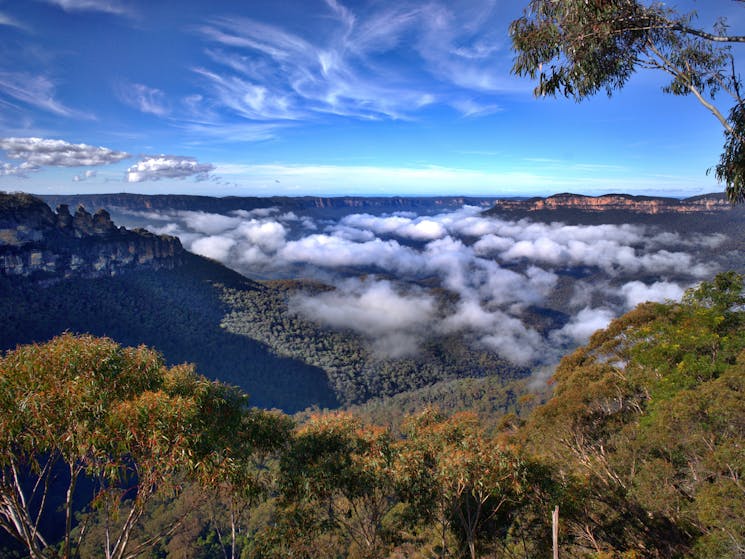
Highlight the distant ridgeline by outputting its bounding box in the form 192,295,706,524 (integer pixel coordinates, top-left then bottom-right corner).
40,192,738,224
0,192,184,281
489,192,730,214
41,192,502,217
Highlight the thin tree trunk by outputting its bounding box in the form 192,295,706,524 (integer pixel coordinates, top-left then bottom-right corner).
553,505,559,559
230,507,236,559
63,463,81,559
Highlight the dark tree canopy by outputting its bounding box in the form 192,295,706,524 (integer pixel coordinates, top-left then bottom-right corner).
511,0,745,203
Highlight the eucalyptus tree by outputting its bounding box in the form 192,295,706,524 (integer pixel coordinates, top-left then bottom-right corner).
398,408,526,559
520,273,745,557
0,333,273,559
511,0,745,202
276,412,400,559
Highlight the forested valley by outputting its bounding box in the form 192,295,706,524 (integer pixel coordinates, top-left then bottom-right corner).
1,274,743,559
4,0,745,555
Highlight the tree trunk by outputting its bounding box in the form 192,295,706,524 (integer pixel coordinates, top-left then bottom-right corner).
63,464,80,559
230,508,236,559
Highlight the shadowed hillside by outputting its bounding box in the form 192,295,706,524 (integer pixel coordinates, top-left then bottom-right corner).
0,193,337,412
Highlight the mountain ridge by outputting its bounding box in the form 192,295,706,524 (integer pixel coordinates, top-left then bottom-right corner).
489,192,729,214
39,192,732,218
40,193,503,218
1,192,184,281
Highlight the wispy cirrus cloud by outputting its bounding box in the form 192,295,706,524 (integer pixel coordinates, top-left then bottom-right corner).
413,1,522,93
0,72,92,119
451,98,502,117
116,82,170,116
193,0,522,124
40,0,133,16
178,120,288,143
0,11,28,31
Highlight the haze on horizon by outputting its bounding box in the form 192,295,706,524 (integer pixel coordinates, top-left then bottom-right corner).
0,0,740,198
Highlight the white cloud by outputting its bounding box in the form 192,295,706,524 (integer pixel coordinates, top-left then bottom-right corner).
180,211,241,235
290,279,437,358
470,217,714,277
190,235,236,262
339,213,448,240
72,169,97,182
130,203,719,367
279,234,423,273
235,219,287,251
620,280,686,309
0,161,35,177
117,82,169,116
439,298,545,365
146,222,181,236
42,0,132,16
550,307,615,346
126,156,215,182
0,138,129,173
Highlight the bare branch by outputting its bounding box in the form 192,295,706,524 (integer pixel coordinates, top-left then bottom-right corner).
675,23,745,43
646,40,737,134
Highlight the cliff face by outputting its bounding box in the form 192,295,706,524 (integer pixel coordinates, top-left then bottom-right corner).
490,193,730,214
0,192,184,280
41,193,500,216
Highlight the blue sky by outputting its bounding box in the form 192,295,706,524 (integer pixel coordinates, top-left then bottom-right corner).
0,0,740,197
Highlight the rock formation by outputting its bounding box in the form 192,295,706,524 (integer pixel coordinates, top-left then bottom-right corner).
0,192,184,281
490,193,730,214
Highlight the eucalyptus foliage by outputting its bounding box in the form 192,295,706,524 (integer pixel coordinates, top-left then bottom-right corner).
0,334,280,559
511,0,745,203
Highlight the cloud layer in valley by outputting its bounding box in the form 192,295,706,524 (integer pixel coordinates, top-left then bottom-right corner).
137,205,720,365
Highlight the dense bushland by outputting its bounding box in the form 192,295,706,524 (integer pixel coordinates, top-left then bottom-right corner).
1,273,743,558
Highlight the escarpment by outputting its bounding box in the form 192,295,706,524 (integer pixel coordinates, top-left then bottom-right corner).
490,193,730,214
0,192,184,281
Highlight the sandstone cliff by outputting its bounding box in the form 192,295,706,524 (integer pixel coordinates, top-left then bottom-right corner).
490,193,730,214
0,192,184,280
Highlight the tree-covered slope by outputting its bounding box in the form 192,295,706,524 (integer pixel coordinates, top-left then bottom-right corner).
218,279,527,406
346,375,547,435
0,252,337,412
518,272,745,558
2,274,743,559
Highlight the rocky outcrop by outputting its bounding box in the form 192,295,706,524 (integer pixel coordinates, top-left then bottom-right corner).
490,193,731,214
0,192,184,281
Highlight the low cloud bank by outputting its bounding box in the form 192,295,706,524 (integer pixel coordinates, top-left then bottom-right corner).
290,279,436,358
134,205,717,365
